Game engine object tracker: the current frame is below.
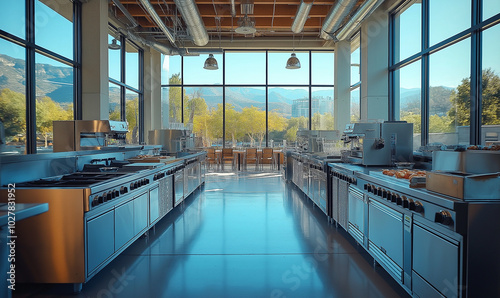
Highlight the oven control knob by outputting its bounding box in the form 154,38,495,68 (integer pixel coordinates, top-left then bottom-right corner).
92,197,99,207
392,194,399,203
134,181,139,188
364,184,369,190
435,210,453,225
405,198,413,209
130,183,135,190
120,186,126,194
410,201,424,212
107,192,113,201
396,195,403,205
153,174,158,181
382,190,388,198
114,190,119,197
401,196,408,208
100,193,106,203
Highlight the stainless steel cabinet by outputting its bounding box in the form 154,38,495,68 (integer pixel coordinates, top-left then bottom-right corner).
87,210,114,274
115,200,134,250
149,185,160,224
412,222,460,297
348,186,366,245
134,192,148,233
174,168,184,206
368,199,404,282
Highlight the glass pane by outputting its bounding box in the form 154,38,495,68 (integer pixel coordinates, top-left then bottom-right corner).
311,87,334,130
394,2,421,62
125,42,139,89
225,52,266,85
0,39,26,155
268,87,309,147
429,38,470,146
350,88,360,121
483,0,500,21
108,34,121,82
224,87,266,148
184,87,222,146
35,53,74,153
311,52,334,85
429,0,470,46
480,24,500,146
0,0,25,39
109,82,121,120
35,0,73,59
351,38,360,86
162,55,181,85
125,89,139,144
183,54,222,85
268,52,309,85
395,60,422,150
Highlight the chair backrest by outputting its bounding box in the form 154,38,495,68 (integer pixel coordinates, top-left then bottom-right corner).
246,148,257,158
222,148,233,157
206,148,215,154
262,147,273,158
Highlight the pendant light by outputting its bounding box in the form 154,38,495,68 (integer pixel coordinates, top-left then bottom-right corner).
203,54,219,70
286,35,301,69
108,38,121,50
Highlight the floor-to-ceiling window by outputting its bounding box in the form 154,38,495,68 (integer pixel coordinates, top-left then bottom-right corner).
0,0,81,154
108,26,144,144
350,34,361,122
390,0,500,147
161,50,335,148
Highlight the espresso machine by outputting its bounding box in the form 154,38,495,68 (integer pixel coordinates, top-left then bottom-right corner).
53,120,128,152
342,121,413,165
296,130,341,153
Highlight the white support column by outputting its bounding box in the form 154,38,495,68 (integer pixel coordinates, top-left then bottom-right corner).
143,48,162,143
360,8,389,121
81,0,109,120
334,40,351,132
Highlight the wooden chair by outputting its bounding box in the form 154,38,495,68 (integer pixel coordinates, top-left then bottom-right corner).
220,148,234,170
244,148,259,171
260,147,274,170
205,148,219,170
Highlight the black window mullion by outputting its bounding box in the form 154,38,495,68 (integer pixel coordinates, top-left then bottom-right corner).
308,51,312,130
222,51,226,148
421,0,430,146
139,48,144,143
74,1,82,120
470,0,482,145
265,50,268,147
26,0,36,154
120,35,126,121
388,12,395,121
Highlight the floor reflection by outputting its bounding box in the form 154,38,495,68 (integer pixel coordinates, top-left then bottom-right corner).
15,172,409,298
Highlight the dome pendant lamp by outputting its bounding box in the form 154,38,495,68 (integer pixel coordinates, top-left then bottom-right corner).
286,35,301,69
203,54,219,70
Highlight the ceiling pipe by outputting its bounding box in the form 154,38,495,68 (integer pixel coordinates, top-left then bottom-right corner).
291,1,313,34
335,0,382,41
110,0,139,28
319,0,357,40
138,0,176,46
230,0,236,17
118,28,181,55
173,0,210,46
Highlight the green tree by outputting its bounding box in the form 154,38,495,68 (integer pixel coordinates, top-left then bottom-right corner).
0,88,26,142
240,106,266,147
36,96,73,147
285,116,308,142
225,104,243,147
125,98,139,144
184,89,208,124
311,112,334,130
169,73,182,123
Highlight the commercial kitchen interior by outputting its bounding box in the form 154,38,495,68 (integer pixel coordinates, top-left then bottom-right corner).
1,0,500,297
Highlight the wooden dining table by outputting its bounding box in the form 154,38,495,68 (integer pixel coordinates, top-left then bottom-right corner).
212,149,283,171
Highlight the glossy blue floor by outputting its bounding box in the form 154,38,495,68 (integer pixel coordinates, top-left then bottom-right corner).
16,170,409,297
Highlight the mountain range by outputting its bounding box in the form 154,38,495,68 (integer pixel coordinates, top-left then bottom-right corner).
0,53,455,116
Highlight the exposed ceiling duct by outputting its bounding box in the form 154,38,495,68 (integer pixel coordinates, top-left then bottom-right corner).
291,1,313,34
117,28,180,55
335,0,383,41
230,0,236,17
173,0,210,46
110,0,138,28
320,0,357,40
137,0,176,46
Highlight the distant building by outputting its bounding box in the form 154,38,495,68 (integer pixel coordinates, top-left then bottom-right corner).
292,96,334,118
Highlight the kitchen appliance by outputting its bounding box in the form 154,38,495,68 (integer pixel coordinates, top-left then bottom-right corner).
53,120,129,152
357,170,500,297
0,159,183,291
148,129,195,153
296,130,341,153
329,164,357,230
342,121,413,166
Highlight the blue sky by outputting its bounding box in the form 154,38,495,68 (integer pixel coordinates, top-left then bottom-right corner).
1,0,500,91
